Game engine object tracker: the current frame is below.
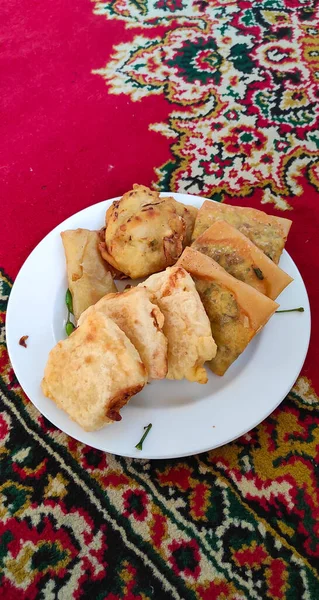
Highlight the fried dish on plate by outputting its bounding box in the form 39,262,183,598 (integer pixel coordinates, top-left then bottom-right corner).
39,186,296,434
61,228,117,321
41,311,147,431
140,266,217,383
192,200,292,264
192,220,293,299
78,286,168,380
178,247,278,376
102,184,197,279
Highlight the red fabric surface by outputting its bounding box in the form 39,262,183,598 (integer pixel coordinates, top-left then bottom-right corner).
1,1,171,269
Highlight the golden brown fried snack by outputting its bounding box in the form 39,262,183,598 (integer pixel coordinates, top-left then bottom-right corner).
140,266,217,383
192,221,293,299
98,227,128,279
164,197,198,245
61,229,117,321
41,311,147,431
192,201,292,264
102,184,197,279
78,286,168,380
177,248,278,376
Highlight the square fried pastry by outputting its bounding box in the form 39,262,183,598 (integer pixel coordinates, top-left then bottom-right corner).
192,220,293,299
61,229,117,321
78,286,168,380
140,266,217,384
178,248,278,376
192,201,292,264
41,311,147,431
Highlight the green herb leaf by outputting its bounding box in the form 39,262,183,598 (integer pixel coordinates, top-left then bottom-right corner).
65,289,74,315
276,307,304,314
253,267,264,280
66,321,75,336
135,423,152,451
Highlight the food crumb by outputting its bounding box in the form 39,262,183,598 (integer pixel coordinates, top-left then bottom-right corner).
19,335,29,348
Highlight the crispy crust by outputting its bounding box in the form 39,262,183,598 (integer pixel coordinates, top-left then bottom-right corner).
78,286,168,380
141,266,217,383
61,229,117,321
177,248,278,375
103,185,197,279
192,201,292,264
106,384,145,421
192,220,293,300
98,233,128,280
178,247,279,330
41,311,147,430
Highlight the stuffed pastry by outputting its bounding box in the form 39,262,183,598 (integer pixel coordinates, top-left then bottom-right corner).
177,247,278,375
192,200,292,264
192,220,293,299
140,266,217,383
41,311,147,430
79,286,168,380
61,229,117,322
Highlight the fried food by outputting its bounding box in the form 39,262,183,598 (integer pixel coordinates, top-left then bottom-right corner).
78,286,168,380
192,201,292,264
41,311,147,431
102,184,197,279
192,220,293,299
165,196,198,246
61,229,117,321
140,266,217,383
98,227,128,279
177,247,278,376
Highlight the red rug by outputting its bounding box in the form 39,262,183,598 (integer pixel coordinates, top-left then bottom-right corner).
1,0,319,597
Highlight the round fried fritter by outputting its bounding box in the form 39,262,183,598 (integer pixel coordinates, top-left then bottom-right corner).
102,185,196,279
164,197,198,246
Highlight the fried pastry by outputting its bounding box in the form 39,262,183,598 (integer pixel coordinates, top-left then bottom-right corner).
102,184,197,279
41,311,147,430
140,266,216,383
192,200,292,264
192,220,293,299
61,229,117,321
177,247,278,376
164,196,197,246
79,286,168,380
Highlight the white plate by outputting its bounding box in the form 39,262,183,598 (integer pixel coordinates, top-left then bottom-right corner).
6,193,311,459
